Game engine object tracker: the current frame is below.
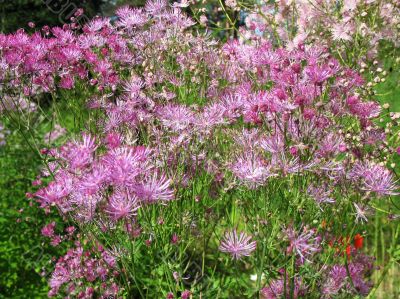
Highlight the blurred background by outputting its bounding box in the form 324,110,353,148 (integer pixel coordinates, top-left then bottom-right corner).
0,0,147,33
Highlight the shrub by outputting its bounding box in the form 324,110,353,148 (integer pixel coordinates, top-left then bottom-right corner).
0,0,399,298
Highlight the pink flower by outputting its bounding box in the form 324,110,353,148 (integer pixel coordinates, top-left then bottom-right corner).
104,132,123,149
145,0,168,14
133,173,174,203
35,181,71,207
65,133,97,169
51,235,62,247
331,23,353,41
199,15,208,26
78,165,109,195
261,275,305,299
59,75,75,89
305,64,332,85
116,7,147,29
104,147,147,186
231,153,274,189
219,230,257,260
181,290,191,299
41,222,56,238
289,146,298,156
303,108,316,120
171,233,179,244
106,190,140,221
65,226,75,235
157,104,195,132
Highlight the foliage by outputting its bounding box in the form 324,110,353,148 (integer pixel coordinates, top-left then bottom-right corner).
0,126,56,298
0,0,104,33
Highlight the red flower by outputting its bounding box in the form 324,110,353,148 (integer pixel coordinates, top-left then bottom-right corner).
345,245,351,258
354,234,364,249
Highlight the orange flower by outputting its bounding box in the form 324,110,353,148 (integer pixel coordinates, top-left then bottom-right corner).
321,220,327,228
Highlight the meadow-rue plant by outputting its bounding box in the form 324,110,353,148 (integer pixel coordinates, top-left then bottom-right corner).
0,0,399,298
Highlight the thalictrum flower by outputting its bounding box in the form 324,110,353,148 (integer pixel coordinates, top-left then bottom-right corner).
219,230,257,260
231,153,274,188
106,190,140,221
286,226,320,262
354,203,370,223
133,173,174,203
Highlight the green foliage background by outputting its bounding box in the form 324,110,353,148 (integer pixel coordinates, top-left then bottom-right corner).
0,130,52,298
0,0,148,33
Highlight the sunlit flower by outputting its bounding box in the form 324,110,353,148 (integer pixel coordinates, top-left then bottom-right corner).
106,190,140,221
231,154,274,188
219,230,257,260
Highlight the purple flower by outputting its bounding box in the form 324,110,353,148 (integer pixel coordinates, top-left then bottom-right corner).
322,265,347,296
122,76,145,99
35,180,72,207
145,0,168,14
351,162,398,196
322,253,374,296
59,74,75,89
50,235,62,247
64,133,97,169
116,7,148,29
104,132,123,149
78,165,109,195
260,133,284,154
346,96,381,119
307,184,335,209
305,64,332,85
49,265,70,292
286,226,320,262
261,275,305,299
317,132,345,157
219,230,256,260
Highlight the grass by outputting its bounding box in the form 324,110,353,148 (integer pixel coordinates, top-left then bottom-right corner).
368,53,400,298
0,130,50,298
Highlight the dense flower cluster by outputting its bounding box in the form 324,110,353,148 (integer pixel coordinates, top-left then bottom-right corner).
1,0,399,298
48,244,120,298
237,0,399,77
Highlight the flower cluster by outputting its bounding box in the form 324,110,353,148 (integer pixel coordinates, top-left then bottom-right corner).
1,0,398,298
238,0,399,78
48,245,120,298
